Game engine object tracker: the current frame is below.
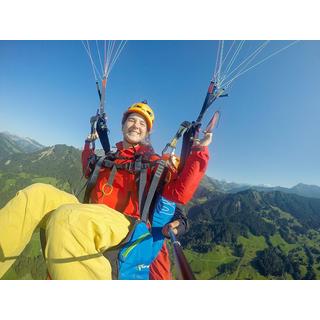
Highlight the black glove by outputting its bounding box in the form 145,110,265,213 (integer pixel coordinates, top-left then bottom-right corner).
96,114,110,153
96,114,107,131
172,204,189,237
162,204,189,239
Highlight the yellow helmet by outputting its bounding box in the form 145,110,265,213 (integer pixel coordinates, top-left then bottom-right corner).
122,101,155,131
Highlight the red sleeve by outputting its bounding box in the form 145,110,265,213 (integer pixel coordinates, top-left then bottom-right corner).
81,141,95,178
162,146,209,205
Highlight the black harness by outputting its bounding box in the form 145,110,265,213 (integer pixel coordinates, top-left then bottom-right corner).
82,150,164,220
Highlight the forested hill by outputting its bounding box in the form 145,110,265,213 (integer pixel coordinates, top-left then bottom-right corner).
181,190,320,279
0,144,83,207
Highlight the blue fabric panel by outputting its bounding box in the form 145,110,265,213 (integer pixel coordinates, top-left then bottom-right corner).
118,221,153,280
151,196,176,260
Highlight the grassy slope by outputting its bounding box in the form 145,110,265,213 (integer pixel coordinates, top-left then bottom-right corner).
186,245,235,280
234,235,268,280
184,234,269,280
0,173,71,208
182,230,320,280
2,231,47,280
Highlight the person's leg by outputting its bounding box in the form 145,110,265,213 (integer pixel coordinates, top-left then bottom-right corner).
0,183,79,278
45,204,131,280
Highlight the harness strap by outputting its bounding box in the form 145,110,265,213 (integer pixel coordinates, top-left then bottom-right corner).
141,158,167,223
107,165,117,188
83,156,105,203
132,155,147,214
83,152,158,204
103,158,157,171
138,168,148,213
134,155,142,172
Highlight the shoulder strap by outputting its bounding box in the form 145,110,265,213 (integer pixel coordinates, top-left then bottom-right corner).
107,165,117,188
83,156,105,203
138,169,147,210
133,155,147,213
140,158,167,222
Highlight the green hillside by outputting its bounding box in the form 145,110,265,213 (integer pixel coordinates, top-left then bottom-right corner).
0,145,84,207
180,190,320,279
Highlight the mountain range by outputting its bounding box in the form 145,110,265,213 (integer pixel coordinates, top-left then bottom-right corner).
1,132,320,280
197,175,320,200
1,131,319,199
0,132,44,159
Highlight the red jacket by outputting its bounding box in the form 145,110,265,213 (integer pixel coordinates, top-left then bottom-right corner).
82,142,209,216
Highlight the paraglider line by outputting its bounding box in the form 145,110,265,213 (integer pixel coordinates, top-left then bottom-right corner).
223,40,299,88
220,41,269,85
96,40,104,75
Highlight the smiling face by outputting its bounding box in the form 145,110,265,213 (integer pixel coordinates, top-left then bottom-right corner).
122,112,148,146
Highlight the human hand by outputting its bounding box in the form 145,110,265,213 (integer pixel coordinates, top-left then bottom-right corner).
86,131,99,142
193,132,213,147
162,220,181,238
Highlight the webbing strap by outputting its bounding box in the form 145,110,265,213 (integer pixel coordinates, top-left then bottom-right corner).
83,156,105,203
141,159,166,222
138,168,147,213
107,165,117,188
134,155,146,213
103,158,156,171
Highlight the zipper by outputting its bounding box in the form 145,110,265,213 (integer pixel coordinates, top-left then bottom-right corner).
122,232,151,258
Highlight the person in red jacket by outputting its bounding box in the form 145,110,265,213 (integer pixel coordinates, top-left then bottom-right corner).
82,101,212,279
0,101,212,280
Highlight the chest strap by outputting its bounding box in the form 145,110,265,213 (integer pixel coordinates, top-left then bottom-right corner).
103,158,157,171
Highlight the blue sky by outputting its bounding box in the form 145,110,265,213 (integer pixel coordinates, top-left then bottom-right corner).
0,40,319,187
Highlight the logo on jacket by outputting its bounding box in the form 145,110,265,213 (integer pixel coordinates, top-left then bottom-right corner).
156,197,176,216
136,264,150,271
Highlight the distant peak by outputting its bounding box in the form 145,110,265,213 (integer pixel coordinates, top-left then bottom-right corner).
293,182,319,187
0,131,45,156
